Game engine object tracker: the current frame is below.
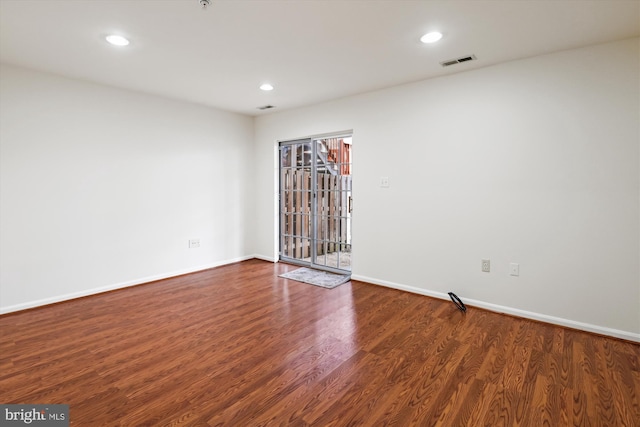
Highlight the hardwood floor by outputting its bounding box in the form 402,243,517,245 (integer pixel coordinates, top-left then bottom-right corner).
1,259,638,426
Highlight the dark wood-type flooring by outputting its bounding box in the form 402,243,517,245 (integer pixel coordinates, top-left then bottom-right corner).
1,259,638,426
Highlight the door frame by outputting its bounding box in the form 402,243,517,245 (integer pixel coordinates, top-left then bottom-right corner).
278,133,352,274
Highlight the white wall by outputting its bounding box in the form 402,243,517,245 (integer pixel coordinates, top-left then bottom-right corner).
254,38,640,340
2,39,638,341
0,64,255,312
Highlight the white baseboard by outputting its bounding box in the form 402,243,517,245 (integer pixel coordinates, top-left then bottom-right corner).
351,274,640,343
0,255,256,315
5,261,637,343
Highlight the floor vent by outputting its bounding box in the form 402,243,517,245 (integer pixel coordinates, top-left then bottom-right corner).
440,54,477,67
257,105,276,110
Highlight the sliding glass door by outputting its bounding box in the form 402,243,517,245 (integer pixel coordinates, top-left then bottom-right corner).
279,135,352,273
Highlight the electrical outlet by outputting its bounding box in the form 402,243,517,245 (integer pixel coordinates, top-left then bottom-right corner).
482,259,490,273
380,177,390,188
510,263,519,276
189,239,200,248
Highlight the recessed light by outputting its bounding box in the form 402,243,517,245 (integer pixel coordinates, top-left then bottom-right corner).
260,83,274,91
420,31,443,44
105,35,130,46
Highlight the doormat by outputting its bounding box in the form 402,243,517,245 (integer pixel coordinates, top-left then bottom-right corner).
279,267,351,289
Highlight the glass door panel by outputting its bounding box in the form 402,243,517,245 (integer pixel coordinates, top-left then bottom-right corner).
312,136,352,272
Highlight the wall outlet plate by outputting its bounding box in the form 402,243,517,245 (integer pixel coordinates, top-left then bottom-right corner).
482,259,490,273
189,239,200,248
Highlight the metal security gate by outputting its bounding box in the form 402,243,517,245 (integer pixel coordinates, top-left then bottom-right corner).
279,135,352,272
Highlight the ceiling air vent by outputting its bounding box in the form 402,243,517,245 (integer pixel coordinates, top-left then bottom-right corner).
257,105,276,110
440,54,477,67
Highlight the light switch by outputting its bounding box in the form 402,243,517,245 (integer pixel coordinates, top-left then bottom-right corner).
510,263,519,276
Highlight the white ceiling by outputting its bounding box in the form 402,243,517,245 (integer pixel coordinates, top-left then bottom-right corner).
1,0,639,116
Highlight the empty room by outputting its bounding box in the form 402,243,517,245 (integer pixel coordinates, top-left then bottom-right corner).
1,0,639,425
